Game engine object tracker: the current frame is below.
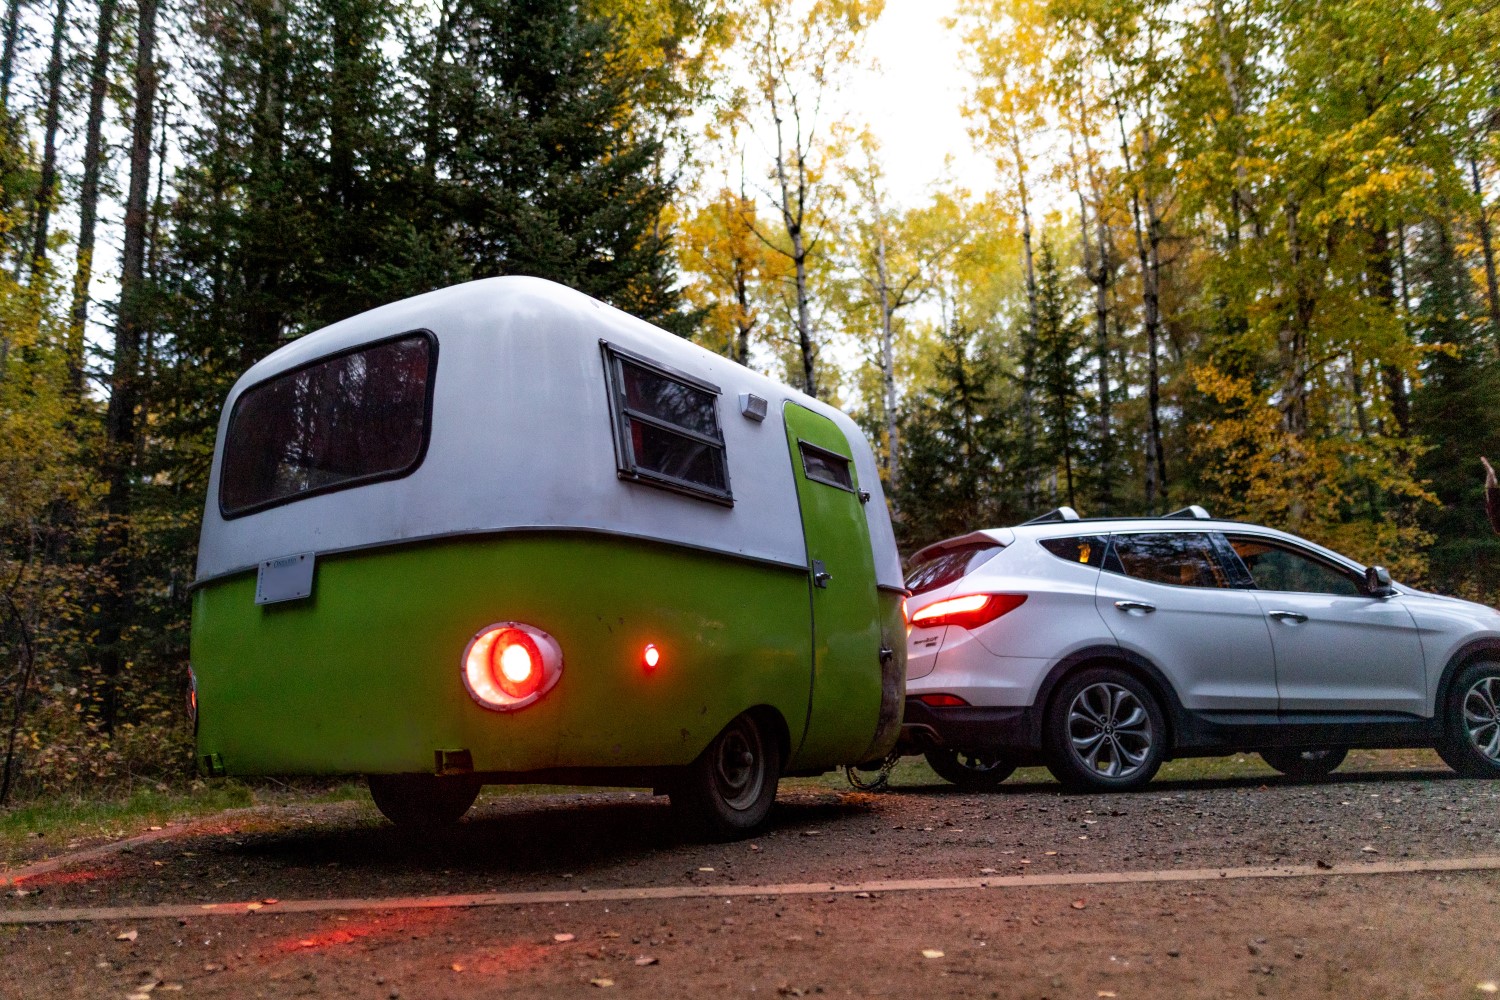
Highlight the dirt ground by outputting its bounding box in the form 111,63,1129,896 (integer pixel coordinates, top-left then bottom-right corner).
4,756,1500,998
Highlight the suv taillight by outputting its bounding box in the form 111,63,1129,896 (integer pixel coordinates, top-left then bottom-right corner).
910,593,1027,630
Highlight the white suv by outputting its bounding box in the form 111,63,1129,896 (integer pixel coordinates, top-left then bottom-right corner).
902,507,1500,792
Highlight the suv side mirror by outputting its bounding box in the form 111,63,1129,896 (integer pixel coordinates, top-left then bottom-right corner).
1364,565,1394,598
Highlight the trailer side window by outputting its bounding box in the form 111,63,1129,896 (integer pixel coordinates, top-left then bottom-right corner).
603,343,731,504
219,332,436,518
797,440,854,491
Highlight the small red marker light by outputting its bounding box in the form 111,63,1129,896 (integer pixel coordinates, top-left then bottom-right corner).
916,693,969,707
643,643,661,671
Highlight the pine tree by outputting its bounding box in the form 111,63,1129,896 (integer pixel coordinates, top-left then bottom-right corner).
1030,241,1086,510
895,325,1014,549
1411,218,1500,597
424,0,685,331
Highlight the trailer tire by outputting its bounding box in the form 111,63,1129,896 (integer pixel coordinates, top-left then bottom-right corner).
367,773,480,828
671,711,781,840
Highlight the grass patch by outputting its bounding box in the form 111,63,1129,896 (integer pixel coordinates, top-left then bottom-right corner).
0,779,372,866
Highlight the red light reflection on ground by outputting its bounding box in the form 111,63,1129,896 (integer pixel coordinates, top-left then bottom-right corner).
269,909,453,955
447,942,551,977
13,865,122,888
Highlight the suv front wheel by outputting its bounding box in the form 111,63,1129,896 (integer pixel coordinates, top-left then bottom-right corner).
1437,660,1500,778
1045,667,1166,792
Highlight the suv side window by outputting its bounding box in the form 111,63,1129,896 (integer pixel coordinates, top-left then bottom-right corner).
1107,532,1233,589
1226,535,1364,596
1039,534,1110,567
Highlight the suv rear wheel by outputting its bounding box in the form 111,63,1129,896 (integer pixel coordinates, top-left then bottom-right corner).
1045,667,1165,792
924,748,1016,790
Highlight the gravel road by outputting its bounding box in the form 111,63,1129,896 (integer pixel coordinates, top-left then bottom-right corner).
3,752,1499,998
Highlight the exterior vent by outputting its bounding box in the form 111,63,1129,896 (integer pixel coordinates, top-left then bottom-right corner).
1022,506,1081,525
1164,505,1212,520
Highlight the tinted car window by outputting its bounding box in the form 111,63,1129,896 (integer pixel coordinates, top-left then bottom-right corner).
1040,535,1109,568
219,332,435,517
1227,536,1364,596
905,543,1003,595
1108,532,1232,589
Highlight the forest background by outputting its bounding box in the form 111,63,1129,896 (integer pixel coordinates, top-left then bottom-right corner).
1,0,1499,806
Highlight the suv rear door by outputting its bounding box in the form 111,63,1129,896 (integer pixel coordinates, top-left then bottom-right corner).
1095,531,1279,711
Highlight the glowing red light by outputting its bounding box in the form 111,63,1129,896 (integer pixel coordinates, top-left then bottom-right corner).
464,624,556,709
916,693,969,707
643,643,661,670
910,593,1027,630
490,629,542,699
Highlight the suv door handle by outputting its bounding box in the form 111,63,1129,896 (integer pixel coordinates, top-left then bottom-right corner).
1114,600,1156,614
1267,610,1308,624
812,559,832,589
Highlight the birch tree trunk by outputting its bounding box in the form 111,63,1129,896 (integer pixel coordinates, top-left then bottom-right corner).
97,0,157,733
69,0,118,392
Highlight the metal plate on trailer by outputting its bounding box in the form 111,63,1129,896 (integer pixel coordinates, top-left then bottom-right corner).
255,552,315,605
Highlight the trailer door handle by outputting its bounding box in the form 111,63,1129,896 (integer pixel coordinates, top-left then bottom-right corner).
812,559,832,588
1114,600,1156,614
1268,610,1308,624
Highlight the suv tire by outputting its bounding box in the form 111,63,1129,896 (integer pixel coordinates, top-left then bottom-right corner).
924,748,1016,790
1437,660,1500,778
1044,667,1166,792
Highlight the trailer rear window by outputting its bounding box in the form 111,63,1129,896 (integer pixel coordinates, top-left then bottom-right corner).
603,343,731,504
219,332,436,517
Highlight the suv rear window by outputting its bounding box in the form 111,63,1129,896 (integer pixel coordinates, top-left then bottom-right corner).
905,542,1003,595
219,332,437,517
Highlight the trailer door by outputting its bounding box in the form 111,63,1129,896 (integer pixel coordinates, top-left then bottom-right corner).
782,402,884,768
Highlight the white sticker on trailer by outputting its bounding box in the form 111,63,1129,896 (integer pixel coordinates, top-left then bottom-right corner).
255,552,315,605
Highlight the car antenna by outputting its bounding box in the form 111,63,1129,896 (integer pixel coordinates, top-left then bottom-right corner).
1022,506,1082,525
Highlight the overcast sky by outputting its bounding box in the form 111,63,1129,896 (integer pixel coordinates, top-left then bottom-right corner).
853,0,997,206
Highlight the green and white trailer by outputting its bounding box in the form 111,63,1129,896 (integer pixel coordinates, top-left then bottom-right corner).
189,276,907,837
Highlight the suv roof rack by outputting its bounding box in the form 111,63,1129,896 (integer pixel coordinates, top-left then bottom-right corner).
1163,504,1212,520
1022,506,1081,525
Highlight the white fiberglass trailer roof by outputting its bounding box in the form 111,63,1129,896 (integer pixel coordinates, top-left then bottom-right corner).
196,276,903,590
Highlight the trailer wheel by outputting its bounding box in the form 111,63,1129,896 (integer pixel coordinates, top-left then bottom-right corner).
367,773,480,828
671,712,781,840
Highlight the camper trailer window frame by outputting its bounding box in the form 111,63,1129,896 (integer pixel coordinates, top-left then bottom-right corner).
796,439,856,493
601,341,733,506
218,330,439,520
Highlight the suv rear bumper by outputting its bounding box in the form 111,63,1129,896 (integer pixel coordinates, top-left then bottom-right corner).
899,698,1038,753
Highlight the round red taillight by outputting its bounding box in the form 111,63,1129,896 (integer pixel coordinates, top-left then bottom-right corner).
462,623,562,711
491,629,542,699
642,643,661,671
